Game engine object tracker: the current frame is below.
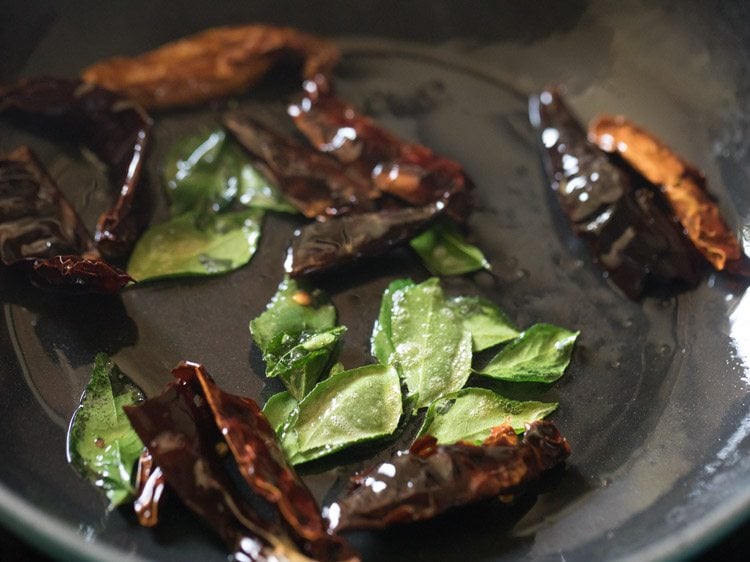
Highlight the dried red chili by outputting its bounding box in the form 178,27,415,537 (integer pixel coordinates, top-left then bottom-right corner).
529,88,703,298
82,25,340,110
0,146,132,293
289,76,474,221
0,76,152,260
329,420,570,532
223,111,377,218
124,361,358,562
589,115,750,275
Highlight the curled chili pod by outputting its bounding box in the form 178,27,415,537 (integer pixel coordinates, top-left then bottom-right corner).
289,75,474,221
23,255,133,295
190,362,355,560
327,420,570,532
0,76,152,260
82,25,341,110
0,146,94,261
529,88,703,298
287,203,441,278
124,361,358,562
589,115,750,276
0,146,132,294
223,110,377,218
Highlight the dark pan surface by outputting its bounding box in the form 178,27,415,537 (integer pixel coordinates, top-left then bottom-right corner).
1,1,749,560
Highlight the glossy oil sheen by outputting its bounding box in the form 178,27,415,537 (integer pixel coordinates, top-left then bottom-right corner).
0,1,749,561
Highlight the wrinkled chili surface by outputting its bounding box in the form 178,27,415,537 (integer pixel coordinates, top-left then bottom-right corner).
223,110,378,218
0,146,132,293
289,76,474,221
225,75,475,276
0,146,94,261
287,203,441,277
328,421,570,532
590,115,750,275
0,76,152,260
529,88,703,298
124,361,357,562
191,361,355,560
82,25,341,110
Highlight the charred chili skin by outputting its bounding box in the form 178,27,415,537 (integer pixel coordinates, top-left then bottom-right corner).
0,76,152,260
124,362,358,562
289,76,474,222
224,111,441,277
329,420,570,532
590,115,750,276
529,88,703,298
0,146,132,294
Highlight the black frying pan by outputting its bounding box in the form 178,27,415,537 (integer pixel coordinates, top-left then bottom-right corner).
1,1,749,560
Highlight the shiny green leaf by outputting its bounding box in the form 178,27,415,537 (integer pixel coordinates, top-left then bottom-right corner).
165,128,294,214
479,323,579,383
447,296,520,351
280,364,402,464
371,278,415,364
265,326,346,399
372,277,472,408
262,391,298,434
410,221,490,276
127,209,263,281
250,278,340,399
417,387,557,444
66,353,144,508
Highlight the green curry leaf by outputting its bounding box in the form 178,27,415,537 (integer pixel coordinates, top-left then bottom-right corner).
447,296,520,352
478,323,579,383
66,353,144,508
371,278,415,364
265,326,347,400
165,128,295,215
409,220,490,276
127,209,263,282
262,391,299,434
417,387,557,444
250,278,341,399
371,278,472,408
279,364,402,464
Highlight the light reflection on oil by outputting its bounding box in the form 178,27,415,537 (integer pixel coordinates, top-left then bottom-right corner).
729,289,750,383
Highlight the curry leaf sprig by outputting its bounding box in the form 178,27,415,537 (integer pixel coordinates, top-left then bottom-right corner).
256,276,579,463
